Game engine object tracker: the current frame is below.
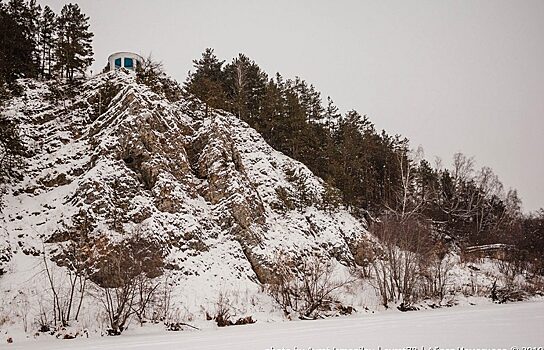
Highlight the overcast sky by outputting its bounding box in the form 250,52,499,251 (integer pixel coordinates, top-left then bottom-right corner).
38,0,544,212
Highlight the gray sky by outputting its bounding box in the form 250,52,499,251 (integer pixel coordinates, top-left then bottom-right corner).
39,0,544,212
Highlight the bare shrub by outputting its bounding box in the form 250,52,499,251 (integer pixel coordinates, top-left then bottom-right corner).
136,55,182,102
266,254,352,319
39,212,99,328
151,271,175,323
497,259,520,286
214,292,232,327
91,233,165,335
35,302,51,332
420,243,456,301
525,275,544,296
205,291,256,327
353,239,378,278
0,314,8,328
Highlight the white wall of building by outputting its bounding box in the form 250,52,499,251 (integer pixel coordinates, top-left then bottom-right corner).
107,52,144,71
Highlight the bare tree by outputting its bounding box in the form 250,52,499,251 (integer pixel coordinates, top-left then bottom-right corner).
136,54,181,102
41,213,96,327
369,215,434,308
452,152,475,185
387,145,425,219
132,274,161,326
42,249,62,327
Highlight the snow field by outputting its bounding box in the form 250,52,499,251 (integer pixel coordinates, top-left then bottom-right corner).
5,300,544,349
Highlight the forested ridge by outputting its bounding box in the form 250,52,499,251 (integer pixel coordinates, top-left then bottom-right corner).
182,48,543,267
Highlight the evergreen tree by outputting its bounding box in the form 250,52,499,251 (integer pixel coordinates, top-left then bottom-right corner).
331,111,369,208
182,48,527,240
286,77,324,123
55,3,94,80
7,0,40,67
324,96,341,131
0,115,25,211
223,53,268,122
25,0,41,65
259,78,284,142
0,2,35,86
184,48,227,117
281,87,307,158
38,5,56,78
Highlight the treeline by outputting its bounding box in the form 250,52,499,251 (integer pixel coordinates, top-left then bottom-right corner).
184,50,407,213
0,0,93,92
183,49,542,260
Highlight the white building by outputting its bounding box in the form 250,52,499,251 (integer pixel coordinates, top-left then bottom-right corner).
107,52,144,72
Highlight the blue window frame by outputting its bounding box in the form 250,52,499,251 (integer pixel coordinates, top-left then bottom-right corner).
124,57,134,68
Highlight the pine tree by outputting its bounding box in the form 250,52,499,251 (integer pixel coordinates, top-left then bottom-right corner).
0,115,25,211
332,111,369,208
324,96,341,131
55,3,94,80
286,77,324,123
7,0,40,66
259,78,284,141
223,53,268,122
0,2,35,85
224,54,249,119
26,0,41,67
38,5,56,78
282,88,307,158
307,84,324,123
184,48,226,117
6,0,29,29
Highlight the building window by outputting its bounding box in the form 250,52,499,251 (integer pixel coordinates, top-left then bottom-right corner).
115,58,122,68
124,57,134,69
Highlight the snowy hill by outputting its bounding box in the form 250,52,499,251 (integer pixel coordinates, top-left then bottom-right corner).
0,71,370,334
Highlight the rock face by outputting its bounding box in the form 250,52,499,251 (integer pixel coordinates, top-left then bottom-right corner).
0,71,368,303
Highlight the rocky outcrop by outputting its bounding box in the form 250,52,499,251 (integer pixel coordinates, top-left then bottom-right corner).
0,71,369,300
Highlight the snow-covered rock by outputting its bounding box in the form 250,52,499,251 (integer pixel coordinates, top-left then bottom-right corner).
0,71,368,326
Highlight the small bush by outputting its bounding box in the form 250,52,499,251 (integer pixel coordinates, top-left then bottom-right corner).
266,254,352,319
213,292,232,327
275,186,295,211
136,56,182,102
211,292,256,327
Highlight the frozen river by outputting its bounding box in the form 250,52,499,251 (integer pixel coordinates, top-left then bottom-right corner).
9,300,544,350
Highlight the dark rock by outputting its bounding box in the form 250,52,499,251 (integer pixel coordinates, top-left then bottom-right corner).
234,316,255,325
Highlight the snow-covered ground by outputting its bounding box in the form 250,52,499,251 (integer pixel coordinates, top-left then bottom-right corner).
7,300,544,349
